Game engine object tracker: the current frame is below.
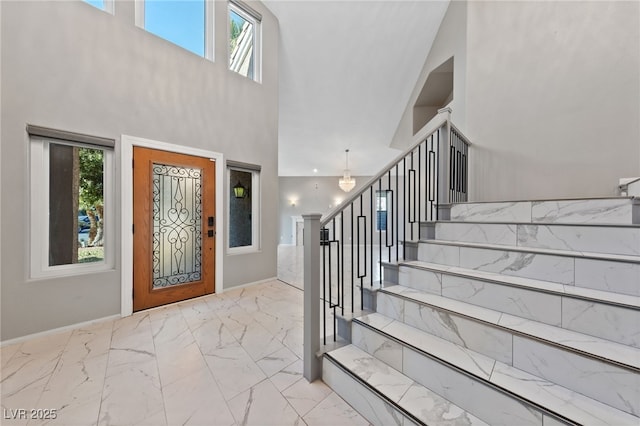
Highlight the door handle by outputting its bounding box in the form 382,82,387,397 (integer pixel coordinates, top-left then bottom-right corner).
207,230,215,238
208,216,215,227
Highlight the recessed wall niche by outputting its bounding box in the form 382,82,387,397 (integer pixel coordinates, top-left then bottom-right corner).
413,57,454,135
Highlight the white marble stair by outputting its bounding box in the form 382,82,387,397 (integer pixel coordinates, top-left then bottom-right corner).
417,239,640,297
322,196,640,425
375,285,640,416
448,197,639,225
431,221,640,256
322,344,489,426
396,260,640,347
349,312,640,425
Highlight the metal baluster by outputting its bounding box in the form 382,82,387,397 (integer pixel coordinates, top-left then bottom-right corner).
321,230,326,345
417,143,422,240
395,164,399,261
403,158,406,257
351,203,354,313
340,211,344,316
378,179,382,285
370,186,373,287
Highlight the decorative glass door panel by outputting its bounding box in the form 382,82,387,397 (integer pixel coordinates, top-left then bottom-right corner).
152,164,203,288
133,147,215,311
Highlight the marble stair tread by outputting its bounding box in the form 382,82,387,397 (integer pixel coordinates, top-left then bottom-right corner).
420,239,640,264
490,362,640,426
357,312,497,379
433,219,640,228
355,313,640,426
326,344,489,426
401,260,640,309
380,286,640,370
430,221,640,257
449,196,638,204
335,309,371,321
449,197,639,225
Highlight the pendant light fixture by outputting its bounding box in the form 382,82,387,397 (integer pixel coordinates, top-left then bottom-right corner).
233,181,248,198
338,149,356,193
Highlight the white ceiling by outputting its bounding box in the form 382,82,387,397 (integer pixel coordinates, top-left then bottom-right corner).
263,0,450,177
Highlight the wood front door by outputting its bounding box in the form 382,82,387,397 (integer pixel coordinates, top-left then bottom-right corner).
133,147,216,312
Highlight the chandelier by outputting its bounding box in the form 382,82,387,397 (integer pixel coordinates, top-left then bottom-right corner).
338,149,356,192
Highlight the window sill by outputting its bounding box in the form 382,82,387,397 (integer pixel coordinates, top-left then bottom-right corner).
227,247,261,256
29,264,116,282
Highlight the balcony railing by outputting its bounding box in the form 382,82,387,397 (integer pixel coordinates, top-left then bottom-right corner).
302,107,471,381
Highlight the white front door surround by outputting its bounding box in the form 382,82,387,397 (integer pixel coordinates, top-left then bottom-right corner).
120,135,225,317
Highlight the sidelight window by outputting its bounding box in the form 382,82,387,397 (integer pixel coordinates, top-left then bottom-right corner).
228,163,261,253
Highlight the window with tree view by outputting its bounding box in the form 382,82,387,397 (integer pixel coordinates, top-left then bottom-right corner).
30,135,113,277
48,143,105,266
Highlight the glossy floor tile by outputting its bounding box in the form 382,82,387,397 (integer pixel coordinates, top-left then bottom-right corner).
0,280,368,426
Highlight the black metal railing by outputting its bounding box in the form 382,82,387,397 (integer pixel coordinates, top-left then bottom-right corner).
314,110,471,345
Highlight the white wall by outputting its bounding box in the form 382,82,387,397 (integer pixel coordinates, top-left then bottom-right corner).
466,0,640,200
0,0,279,340
391,0,467,150
393,0,640,201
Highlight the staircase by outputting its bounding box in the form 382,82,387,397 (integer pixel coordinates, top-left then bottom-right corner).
322,197,640,425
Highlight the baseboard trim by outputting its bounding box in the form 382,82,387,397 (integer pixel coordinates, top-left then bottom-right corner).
0,314,121,348
221,276,279,293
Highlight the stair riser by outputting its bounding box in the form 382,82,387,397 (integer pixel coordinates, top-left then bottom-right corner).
433,222,640,257
370,296,639,412
405,348,562,426
512,336,640,417
349,323,550,425
322,358,412,426
450,199,638,225
398,267,639,347
417,243,640,296
409,301,509,363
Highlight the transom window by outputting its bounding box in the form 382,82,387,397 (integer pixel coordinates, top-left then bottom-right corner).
229,0,261,81
136,0,212,58
82,0,114,14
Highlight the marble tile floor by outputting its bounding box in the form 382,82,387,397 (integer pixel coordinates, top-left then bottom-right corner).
0,280,369,426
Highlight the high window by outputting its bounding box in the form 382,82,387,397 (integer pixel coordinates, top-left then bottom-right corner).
29,126,114,278
82,0,114,14
228,162,261,252
136,0,212,58
229,0,261,81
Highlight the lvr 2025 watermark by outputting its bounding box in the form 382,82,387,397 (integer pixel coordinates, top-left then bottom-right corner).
3,408,57,420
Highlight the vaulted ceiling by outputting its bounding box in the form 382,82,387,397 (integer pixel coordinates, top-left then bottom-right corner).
263,0,450,177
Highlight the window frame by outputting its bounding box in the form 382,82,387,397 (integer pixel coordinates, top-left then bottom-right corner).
227,163,261,254
29,136,115,279
135,0,215,60
228,0,262,82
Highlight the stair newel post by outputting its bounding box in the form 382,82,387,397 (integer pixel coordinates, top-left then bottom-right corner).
437,107,453,219
303,213,322,382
